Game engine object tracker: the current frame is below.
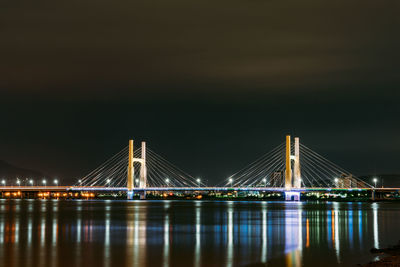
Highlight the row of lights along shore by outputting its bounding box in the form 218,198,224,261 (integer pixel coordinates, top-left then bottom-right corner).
1,178,59,186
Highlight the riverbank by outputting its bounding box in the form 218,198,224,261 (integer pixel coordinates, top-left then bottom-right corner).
363,242,400,266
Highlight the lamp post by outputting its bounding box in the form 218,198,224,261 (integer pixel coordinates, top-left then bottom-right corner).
262,178,267,187
106,179,111,186
30,180,34,186
196,178,201,187
16,179,20,186
229,178,233,187
42,179,46,187
373,178,378,188
334,178,339,188
54,179,58,186
166,178,170,187
1,180,5,186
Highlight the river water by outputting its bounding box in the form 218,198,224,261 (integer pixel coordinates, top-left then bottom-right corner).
0,200,398,266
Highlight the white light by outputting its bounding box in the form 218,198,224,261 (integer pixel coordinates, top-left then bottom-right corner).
43,180,46,185
262,178,267,182
1,180,5,185
334,178,339,183
166,178,170,183
30,180,33,185
78,179,82,183
373,178,378,183
54,179,58,184
16,180,20,185
196,178,201,183
106,179,111,184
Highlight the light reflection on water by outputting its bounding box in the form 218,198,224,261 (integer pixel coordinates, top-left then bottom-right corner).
0,200,398,267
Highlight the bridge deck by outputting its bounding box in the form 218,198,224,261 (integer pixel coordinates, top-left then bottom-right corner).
0,186,398,192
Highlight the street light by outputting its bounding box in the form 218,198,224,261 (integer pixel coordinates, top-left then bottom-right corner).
135,179,139,185
229,178,233,187
373,178,378,188
1,180,5,185
196,178,201,187
54,179,58,185
16,179,20,186
106,179,111,184
262,178,267,187
165,178,170,187
29,180,34,186
42,179,46,186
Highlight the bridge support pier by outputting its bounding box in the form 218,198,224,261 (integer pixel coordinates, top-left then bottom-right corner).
285,191,300,201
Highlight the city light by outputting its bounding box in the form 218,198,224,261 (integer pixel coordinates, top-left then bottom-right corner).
106,179,111,184
373,178,378,188
1,180,5,185
16,179,20,185
196,178,201,187
30,180,33,185
43,179,47,185
54,179,58,185
262,178,267,187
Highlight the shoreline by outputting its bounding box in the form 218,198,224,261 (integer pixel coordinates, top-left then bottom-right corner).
362,243,400,266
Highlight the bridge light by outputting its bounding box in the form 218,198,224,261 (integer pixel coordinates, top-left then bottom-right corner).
196,178,201,187
106,179,111,184
42,179,46,185
29,180,33,185
16,179,20,185
135,179,139,184
229,178,233,187
373,178,378,188
54,179,58,185
1,180,5,185
165,178,170,186
78,179,82,184
262,178,267,187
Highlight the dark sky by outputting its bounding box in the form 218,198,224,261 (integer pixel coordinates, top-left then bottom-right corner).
1,0,399,184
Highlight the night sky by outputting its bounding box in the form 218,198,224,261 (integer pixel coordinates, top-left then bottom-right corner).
1,0,399,184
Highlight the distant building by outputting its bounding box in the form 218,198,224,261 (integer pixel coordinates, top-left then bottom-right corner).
270,171,284,187
337,174,366,188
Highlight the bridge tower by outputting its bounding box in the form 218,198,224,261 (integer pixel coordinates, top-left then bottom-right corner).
293,137,301,188
127,140,134,196
285,135,292,190
126,140,147,200
285,135,302,190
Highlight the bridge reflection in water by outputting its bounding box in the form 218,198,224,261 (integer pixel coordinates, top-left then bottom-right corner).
0,200,395,267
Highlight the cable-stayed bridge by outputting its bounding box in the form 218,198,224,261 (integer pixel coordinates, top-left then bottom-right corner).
63,135,379,200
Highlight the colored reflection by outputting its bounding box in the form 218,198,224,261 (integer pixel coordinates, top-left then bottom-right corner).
194,201,201,267
285,204,302,267
163,202,170,267
226,202,234,267
0,200,396,267
372,203,379,249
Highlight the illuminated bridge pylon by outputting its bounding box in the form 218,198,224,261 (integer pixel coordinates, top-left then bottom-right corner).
221,135,371,191
127,140,147,199
285,135,301,190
